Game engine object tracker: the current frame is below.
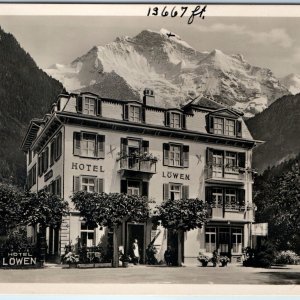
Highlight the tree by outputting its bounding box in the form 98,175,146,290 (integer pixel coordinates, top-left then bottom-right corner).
254,161,300,253
0,183,23,235
156,198,207,266
71,191,152,267
22,190,69,265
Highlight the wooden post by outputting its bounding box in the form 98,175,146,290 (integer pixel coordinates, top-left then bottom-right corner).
112,227,119,268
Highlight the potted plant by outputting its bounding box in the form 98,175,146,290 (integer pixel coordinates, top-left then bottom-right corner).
219,256,230,267
120,253,130,268
197,254,209,267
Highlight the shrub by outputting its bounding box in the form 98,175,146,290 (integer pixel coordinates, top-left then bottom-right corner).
243,241,276,268
275,251,300,265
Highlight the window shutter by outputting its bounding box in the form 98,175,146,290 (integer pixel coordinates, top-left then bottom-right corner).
182,114,186,129
165,111,170,127
96,99,102,116
56,177,61,197
163,183,169,201
50,140,55,166
38,155,43,176
238,152,246,168
33,165,36,185
163,143,170,166
55,132,62,160
205,186,212,205
73,176,80,192
96,178,104,193
182,185,189,200
182,145,189,168
238,189,245,206
77,96,83,113
141,107,146,123
97,135,105,159
142,140,149,153
121,180,127,194
236,120,242,138
206,114,214,133
142,181,149,197
44,148,49,172
123,104,129,120
73,132,81,156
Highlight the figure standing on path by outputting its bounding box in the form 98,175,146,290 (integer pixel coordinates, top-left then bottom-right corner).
132,238,140,265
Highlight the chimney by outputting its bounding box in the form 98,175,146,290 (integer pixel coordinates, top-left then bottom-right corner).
143,88,155,106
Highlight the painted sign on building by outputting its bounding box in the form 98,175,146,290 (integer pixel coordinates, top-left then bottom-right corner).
1,252,37,267
252,223,268,236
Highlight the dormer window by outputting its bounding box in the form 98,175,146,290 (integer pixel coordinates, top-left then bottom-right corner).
165,111,186,129
207,111,242,138
129,105,141,122
83,97,96,115
170,112,181,128
123,103,144,123
76,94,101,116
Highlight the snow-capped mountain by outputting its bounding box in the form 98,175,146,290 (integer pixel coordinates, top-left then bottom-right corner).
280,73,300,95
45,28,290,117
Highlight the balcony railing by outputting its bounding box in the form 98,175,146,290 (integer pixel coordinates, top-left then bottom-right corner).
118,156,157,174
204,164,248,184
206,203,255,222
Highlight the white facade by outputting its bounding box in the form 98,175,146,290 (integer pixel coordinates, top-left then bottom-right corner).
22,90,259,264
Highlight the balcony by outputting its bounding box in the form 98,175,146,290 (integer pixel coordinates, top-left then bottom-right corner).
207,203,255,222
205,164,249,185
117,153,157,177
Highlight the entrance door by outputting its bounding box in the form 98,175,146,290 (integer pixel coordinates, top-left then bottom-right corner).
127,223,145,263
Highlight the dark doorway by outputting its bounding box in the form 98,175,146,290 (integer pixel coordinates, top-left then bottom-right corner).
167,230,184,265
127,223,145,263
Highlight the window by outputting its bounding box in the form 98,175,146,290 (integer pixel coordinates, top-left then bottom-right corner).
163,143,189,168
212,151,223,178
39,147,49,176
129,105,141,122
225,152,237,173
27,164,37,189
80,222,95,247
232,228,243,254
82,177,96,192
207,115,242,137
212,188,223,207
206,187,245,210
205,227,216,253
169,145,181,167
73,176,104,193
127,180,140,196
81,133,96,157
83,97,96,115
163,183,189,201
73,132,105,159
170,112,181,128
28,150,32,165
219,228,229,253
49,177,61,197
213,117,223,135
50,132,62,166
225,189,237,208
225,119,235,136
170,184,181,200
206,148,246,178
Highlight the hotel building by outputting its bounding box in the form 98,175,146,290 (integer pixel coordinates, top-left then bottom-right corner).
21,89,259,264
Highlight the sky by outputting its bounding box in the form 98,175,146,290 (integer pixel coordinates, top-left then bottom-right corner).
0,15,300,77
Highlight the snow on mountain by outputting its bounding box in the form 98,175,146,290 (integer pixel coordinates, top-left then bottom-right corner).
280,73,300,95
45,28,290,115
